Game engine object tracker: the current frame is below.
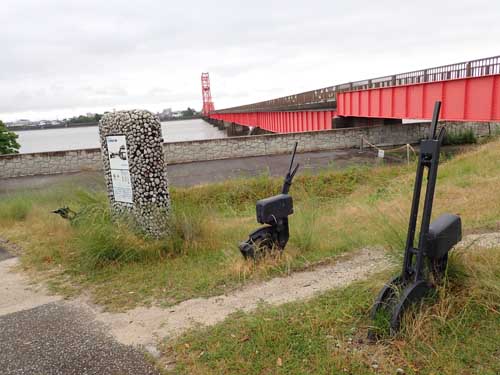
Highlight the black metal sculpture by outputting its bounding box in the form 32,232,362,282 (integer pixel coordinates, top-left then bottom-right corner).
370,101,462,336
52,206,78,221
239,142,300,259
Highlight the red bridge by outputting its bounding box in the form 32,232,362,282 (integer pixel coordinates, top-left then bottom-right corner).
204,56,500,133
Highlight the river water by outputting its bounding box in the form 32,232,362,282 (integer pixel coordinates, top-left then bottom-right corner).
14,119,227,154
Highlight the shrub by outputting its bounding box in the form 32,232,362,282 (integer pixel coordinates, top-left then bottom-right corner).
443,129,477,145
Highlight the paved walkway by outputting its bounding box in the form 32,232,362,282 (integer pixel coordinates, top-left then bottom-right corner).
0,251,160,375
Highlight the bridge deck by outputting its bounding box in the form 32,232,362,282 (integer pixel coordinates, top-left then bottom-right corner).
210,56,500,133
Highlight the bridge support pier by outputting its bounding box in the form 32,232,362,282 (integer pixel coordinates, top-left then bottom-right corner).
333,116,402,129
226,122,251,137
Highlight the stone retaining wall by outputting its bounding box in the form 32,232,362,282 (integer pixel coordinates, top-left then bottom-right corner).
1,121,498,179
439,121,500,137
162,123,427,164
0,149,102,179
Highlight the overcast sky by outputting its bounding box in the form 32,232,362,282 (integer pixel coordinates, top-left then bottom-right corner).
1,0,499,121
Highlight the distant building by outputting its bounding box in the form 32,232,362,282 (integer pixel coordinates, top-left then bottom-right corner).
10,119,33,127
158,108,173,121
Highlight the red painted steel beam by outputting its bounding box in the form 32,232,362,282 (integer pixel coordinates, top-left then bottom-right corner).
208,110,337,133
337,75,500,122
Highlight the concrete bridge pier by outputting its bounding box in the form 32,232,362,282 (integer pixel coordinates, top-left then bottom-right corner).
202,117,252,136
203,117,225,130
333,116,402,128
226,122,251,137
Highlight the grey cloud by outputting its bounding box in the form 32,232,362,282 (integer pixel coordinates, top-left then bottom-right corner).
1,0,499,120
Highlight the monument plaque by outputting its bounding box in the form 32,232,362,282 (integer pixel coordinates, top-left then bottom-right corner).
99,110,170,237
106,135,133,203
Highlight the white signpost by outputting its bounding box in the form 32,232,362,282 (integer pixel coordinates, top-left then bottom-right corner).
106,135,133,204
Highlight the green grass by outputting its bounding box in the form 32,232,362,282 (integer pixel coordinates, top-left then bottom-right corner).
1,139,499,373
0,164,413,309
0,195,32,221
0,139,499,312
167,246,500,374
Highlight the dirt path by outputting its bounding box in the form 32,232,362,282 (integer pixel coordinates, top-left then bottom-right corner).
0,258,61,316
83,247,390,348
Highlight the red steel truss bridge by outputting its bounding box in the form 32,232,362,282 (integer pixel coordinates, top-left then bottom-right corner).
204,55,500,133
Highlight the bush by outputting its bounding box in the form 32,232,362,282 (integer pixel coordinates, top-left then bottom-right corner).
443,129,477,145
0,120,20,154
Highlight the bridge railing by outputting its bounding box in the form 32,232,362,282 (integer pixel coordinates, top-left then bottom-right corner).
214,55,500,114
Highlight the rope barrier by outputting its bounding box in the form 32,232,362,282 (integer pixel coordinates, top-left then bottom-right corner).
360,136,417,164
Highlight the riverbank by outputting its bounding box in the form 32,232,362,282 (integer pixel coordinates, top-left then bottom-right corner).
8,122,98,131
7,116,203,132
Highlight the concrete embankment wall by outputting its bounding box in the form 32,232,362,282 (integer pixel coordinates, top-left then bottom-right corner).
0,121,498,179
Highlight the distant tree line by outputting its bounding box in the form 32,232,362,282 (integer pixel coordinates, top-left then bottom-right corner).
67,113,103,124
182,107,197,117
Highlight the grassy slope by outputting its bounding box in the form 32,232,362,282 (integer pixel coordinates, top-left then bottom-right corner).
165,139,500,374
0,139,498,313
0,161,409,310
0,139,499,373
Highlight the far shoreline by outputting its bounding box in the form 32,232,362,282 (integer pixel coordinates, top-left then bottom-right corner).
9,116,204,132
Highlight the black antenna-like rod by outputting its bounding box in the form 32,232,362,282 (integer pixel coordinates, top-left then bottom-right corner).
429,101,442,140
288,142,298,174
282,142,299,194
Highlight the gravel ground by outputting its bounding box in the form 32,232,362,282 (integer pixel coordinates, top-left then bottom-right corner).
0,302,160,375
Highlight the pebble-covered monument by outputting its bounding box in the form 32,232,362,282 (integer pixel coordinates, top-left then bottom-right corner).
98,110,170,237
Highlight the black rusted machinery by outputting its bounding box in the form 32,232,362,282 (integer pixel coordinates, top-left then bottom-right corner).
109,145,128,161
370,101,462,336
239,142,300,259
52,206,77,221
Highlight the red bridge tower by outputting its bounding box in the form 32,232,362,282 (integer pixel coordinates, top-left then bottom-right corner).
201,72,215,115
